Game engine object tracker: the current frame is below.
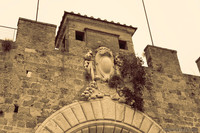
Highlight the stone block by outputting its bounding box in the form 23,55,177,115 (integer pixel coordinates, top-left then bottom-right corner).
81,102,95,120
148,124,161,133
30,107,41,117
96,125,103,133
45,120,63,133
124,107,134,125
53,113,71,131
17,121,25,128
104,125,114,133
0,97,5,104
101,98,115,120
132,111,144,128
26,121,36,128
3,125,13,130
4,112,13,119
18,107,30,114
89,126,96,133
114,126,122,133
0,118,7,125
62,108,79,126
25,48,37,53
91,100,103,119
70,102,86,123
115,103,125,122
121,129,129,133
5,98,13,104
0,130,7,133
140,117,152,133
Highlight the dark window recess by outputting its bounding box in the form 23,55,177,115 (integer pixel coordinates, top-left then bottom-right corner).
75,31,84,41
0,110,3,116
14,104,19,113
119,40,128,50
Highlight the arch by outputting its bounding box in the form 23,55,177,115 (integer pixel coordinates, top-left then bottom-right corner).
35,97,166,133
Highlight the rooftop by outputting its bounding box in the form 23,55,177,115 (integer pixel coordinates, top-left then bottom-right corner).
55,11,137,43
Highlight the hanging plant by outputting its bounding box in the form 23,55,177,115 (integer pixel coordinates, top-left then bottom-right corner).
115,54,146,111
1,39,13,52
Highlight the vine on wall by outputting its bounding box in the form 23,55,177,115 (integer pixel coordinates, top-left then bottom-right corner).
109,53,146,111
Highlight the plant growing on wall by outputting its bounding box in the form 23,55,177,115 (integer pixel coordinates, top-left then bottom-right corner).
109,53,146,111
1,39,13,52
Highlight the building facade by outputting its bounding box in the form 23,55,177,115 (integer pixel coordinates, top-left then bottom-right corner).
0,12,200,133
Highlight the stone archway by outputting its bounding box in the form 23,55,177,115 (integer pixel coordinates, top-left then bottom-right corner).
35,97,166,133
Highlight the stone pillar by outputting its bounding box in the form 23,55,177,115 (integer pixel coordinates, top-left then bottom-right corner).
144,45,182,75
196,57,200,73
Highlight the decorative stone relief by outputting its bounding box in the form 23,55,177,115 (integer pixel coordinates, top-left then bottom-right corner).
95,47,115,81
82,47,127,103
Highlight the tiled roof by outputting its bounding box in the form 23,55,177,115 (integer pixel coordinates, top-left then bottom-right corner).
55,11,137,43
66,11,136,29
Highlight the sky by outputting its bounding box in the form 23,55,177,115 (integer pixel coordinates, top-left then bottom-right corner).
0,0,200,76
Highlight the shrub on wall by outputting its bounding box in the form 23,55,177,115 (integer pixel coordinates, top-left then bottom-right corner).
1,39,13,52
109,53,146,111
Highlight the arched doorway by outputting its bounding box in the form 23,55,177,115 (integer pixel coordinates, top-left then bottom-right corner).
35,97,165,133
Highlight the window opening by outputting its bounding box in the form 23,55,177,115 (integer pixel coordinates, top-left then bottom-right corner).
75,31,84,41
119,40,128,50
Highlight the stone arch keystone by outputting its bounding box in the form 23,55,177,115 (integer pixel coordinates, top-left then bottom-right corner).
35,97,166,133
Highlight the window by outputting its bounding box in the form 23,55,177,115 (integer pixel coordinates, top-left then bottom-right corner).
75,31,84,41
119,40,128,50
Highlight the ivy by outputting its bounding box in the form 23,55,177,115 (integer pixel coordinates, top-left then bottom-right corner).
120,53,146,111
109,53,146,111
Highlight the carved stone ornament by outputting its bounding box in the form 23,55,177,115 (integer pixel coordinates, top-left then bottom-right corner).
82,47,122,101
95,47,115,81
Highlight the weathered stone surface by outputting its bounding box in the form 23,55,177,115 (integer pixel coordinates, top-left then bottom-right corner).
148,124,161,133
25,48,37,53
62,108,79,126
140,117,152,132
124,107,134,124
91,100,103,119
81,102,95,120
97,125,103,133
53,113,71,131
132,111,144,128
116,103,125,122
26,121,36,128
104,125,114,133
45,119,63,133
70,102,86,123
101,98,115,120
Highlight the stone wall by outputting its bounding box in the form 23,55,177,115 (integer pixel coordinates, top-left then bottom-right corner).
0,19,88,132
0,16,200,133
144,45,200,132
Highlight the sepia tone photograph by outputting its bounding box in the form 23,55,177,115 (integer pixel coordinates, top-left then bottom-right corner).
0,0,200,132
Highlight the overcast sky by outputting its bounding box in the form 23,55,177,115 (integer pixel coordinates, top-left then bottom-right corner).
0,0,200,75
